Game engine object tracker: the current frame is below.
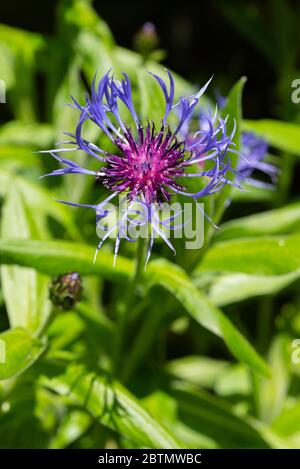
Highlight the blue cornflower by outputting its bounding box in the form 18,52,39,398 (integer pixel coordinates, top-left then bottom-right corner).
237,132,277,189
214,93,277,188
41,71,237,264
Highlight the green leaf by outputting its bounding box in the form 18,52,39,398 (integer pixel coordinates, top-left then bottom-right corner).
0,239,133,282
0,121,54,148
253,335,291,424
147,260,270,377
243,119,300,155
222,77,246,152
169,383,269,448
143,382,293,448
194,233,300,306
0,41,15,88
47,312,86,352
203,271,300,307
48,409,92,449
136,69,166,125
41,365,181,449
197,233,300,276
231,184,276,203
214,363,251,397
58,0,116,83
0,24,43,63
0,170,80,239
49,58,100,205
0,327,47,380
195,234,300,305
272,401,300,438
142,389,217,448
19,176,80,239
51,57,84,137
0,24,44,121
0,239,269,376
1,183,51,332
75,303,114,353
216,202,300,241
171,383,296,449
0,145,39,170
58,0,115,48
214,77,246,223
165,356,228,389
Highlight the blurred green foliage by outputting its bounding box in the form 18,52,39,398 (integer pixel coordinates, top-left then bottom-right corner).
0,0,300,449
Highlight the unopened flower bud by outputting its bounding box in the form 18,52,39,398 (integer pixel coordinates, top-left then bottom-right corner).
134,22,159,56
49,272,82,311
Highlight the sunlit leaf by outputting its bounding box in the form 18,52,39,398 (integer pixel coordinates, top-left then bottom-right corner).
0,239,133,282
0,239,269,376
0,328,47,380
147,259,270,377
48,409,92,449
217,202,300,241
0,121,54,148
197,233,300,276
41,364,181,449
165,356,228,389
253,335,291,424
243,119,300,156
213,77,246,223
0,170,80,239
169,383,269,448
0,24,44,121
1,183,51,332
203,271,300,306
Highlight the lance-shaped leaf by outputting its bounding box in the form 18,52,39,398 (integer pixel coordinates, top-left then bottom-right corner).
41,365,181,449
0,327,47,380
243,119,300,156
0,239,269,376
1,183,51,333
146,260,270,377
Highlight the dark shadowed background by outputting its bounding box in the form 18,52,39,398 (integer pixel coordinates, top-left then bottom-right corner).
2,0,300,120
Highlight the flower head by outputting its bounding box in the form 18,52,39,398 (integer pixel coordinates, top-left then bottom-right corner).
99,122,185,204
237,131,277,189
41,71,237,264
134,22,159,57
49,272,82,310
214,93,277,189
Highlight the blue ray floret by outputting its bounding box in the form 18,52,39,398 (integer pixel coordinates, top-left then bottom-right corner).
214,93,277,189
237,131,277,189
41,70,238,264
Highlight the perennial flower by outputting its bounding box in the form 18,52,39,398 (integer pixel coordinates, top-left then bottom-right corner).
41,71,237,264
237,132,277,189
214,94,277,189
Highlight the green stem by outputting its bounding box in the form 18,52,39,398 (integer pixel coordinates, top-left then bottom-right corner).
131,236,147,297
275,152,295,206
250,370,262,419
257,298,273,354
36,307,59,339
122,307,162,384
113,236,147,377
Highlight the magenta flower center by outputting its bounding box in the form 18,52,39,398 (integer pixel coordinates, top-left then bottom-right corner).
101,123,186,203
